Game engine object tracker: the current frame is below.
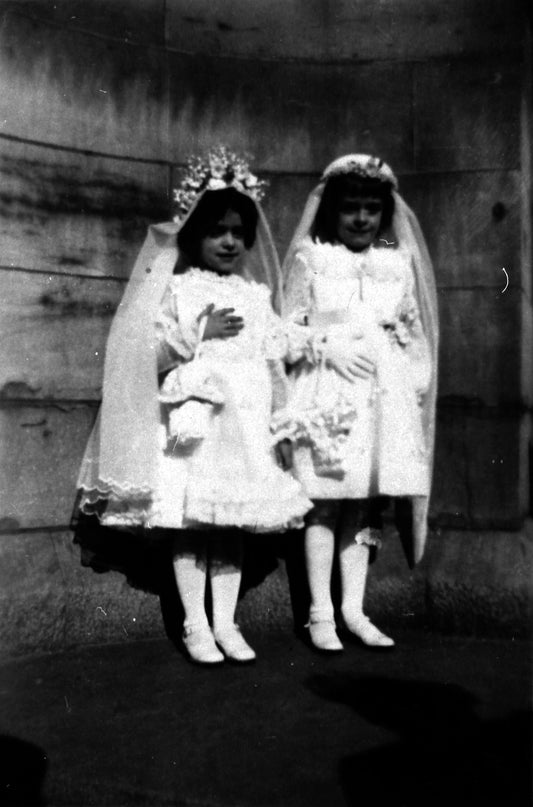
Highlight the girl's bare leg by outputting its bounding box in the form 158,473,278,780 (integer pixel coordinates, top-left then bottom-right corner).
209,532,255,662
172,533,223,664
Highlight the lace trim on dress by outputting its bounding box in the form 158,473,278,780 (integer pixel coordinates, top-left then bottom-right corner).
78,480,153,518
78,485,153,527
182,486,311,532
101,503,153,528
82,473,312,532
170,266,268,291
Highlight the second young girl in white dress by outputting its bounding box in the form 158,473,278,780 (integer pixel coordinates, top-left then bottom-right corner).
275,154,439,652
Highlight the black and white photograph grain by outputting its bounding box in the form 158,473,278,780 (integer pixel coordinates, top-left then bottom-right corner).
0,1,531,806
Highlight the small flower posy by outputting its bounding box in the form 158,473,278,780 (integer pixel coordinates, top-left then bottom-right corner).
173,145,268,222
381,292,420,347
271,395,358,478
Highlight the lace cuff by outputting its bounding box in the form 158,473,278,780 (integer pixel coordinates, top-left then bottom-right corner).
354,526,383,548
158,362,225,406
263,307,325,365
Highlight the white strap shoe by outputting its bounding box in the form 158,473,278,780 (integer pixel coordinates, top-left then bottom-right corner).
343,613,395,648
182,624,224,665
213,625,256,663
306,618,344,652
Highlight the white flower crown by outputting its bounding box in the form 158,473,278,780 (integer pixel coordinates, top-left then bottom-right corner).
322,154,398,190
173,146,268,222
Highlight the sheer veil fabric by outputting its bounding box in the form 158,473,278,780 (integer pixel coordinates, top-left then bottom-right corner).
281,156,439,564
77,191,282,513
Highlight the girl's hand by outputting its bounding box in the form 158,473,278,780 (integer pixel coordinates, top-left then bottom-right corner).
200,304,244,340
323,338,376,381
276,439,293,471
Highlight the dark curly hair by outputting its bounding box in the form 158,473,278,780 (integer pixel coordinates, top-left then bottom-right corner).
177,188,258,264
312,173,395,244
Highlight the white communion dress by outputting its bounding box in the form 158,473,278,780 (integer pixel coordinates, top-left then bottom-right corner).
101,266,312,532
278,239,433,501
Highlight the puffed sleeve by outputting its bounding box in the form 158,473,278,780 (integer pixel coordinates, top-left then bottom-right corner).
262,289,324,366
154,279,202,372
261,249,323,364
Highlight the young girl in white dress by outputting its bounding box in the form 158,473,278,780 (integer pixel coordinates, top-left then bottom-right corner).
76,148,312,665
275,154,439,652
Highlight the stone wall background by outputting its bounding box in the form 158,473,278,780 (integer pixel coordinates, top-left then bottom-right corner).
0,0,531,654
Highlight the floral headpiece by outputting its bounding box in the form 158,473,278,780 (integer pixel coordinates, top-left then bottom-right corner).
173,145,268,222
322,154,398,190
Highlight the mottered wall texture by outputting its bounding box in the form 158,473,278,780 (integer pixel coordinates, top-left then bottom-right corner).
0,0,530,650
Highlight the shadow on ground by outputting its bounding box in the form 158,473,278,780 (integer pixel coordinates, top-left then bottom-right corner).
71,514,310,641
1,630,531,807
0,735,48,806
307,674,533,807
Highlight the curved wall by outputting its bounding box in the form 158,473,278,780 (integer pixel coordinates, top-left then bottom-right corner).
0,0,530,653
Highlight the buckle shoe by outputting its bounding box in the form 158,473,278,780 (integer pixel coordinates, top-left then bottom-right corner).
182,625,224,665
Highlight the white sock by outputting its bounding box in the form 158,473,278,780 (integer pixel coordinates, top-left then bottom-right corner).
172,537,209,631
210,534,243,634
339,538,370,621
305,524,336,622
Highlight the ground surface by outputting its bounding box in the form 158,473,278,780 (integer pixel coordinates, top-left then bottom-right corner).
0,629,531,807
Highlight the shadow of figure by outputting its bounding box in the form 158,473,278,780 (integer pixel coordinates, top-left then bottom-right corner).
72,513,283,646
0,735,48,806
71,512,171,594
306,674,532,807
72,512,184,643
277,528,310,635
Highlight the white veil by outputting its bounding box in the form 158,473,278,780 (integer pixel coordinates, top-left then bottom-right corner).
77,189,282,512
281,155,439,564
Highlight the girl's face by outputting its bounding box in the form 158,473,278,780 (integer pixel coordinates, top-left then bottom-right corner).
199,209,246,274
335,193,384,252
